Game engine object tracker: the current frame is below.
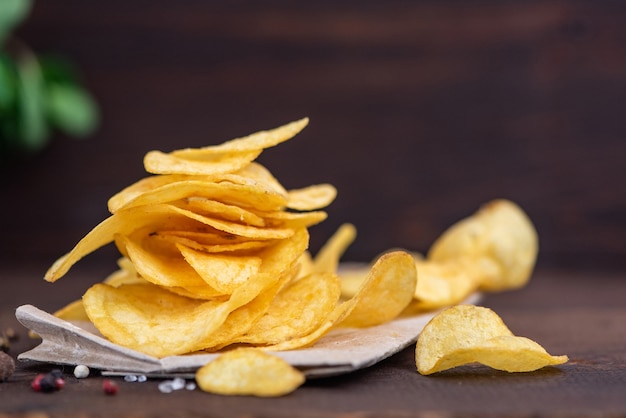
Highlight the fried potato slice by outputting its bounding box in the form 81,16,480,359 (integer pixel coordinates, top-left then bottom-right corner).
143,149,261,176
144,118,308,176
287,184,337,211
234,272,342,345
196,348,305,397
177,244,263,294
428,199,538,292
312,223,357,275
173,118,308,157
408,255,479,312
416,305,568,375
174,197,266,227
262,251,417,351
44,204,203,282
109,179,288,214
83,229,309,357
121,233,225,299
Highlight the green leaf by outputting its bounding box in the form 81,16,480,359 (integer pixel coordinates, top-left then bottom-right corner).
0,53,17,109
0,0,33,45
16,52,48,151
45,83,99,137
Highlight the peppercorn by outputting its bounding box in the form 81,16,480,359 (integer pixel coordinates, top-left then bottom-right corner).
0,351,15,381
31,370,65,392
103,379,118,395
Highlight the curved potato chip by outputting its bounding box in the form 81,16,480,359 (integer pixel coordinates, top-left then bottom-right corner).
409,256,479,312
312,223,357,275
174,118,308,157
428,199,539,291
258,210,328,229
416,305,567,375
153,232,272,254
175,197,266,227
262,251,417,351
121,234,224,299
177,244,263,294
110,179,288,213
201,265,300,351
83,283,222,356
235,162,288,196
337,251,417,328
84,229,309,357
44,204,203,282
144,149,262,176
166,205,294,240
287,184,337,211
196,348,305,397
234,272,342,345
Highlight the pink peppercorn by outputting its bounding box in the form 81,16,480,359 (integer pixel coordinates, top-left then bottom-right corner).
103,379,118,395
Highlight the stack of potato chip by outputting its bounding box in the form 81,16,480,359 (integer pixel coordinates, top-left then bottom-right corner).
46,118,418,357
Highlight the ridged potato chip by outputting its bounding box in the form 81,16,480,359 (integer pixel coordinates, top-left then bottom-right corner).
416,305,568,375
196,348,305,397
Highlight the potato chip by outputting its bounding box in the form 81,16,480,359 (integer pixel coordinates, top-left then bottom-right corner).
256,210,328,230
177,245,262,294
234,272,341,345
313,223,357,275
174,197,266,227
286,184,337,211
428,199,538,292
408,255,479,312
144,118,308,176
82,229,309,357
337,251,417,328
120,233,225,299
153,232,272,254
143,149,260,176
196,348,305,397
415,305,568,375
45,204,200,282
200,265,300,351
261,251,417,351
173,118,308,157
110,179,288,214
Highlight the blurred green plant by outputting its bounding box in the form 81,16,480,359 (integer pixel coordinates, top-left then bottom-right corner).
0,0,99,162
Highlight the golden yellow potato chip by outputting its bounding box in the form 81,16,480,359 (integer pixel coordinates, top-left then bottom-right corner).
286,184,337,211
408,255,479,312
416,305,568,375
312,223,357,275
428,199,538,292
173,118,308,157
155,233,272,254
110,179,288,214
143,149,261,177
83,229,309,357
200,265,300,351
262,250,417,351
196,348,305,397
174,197,266,227
177,244,262,294
257,210,328,230
121,233,224,299
45,204,200,282
235,162,288,196
234,272,341,345
337,251,417,328
143,118,308,176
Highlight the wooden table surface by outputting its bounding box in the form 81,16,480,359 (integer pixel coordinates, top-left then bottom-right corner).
1,264,624,418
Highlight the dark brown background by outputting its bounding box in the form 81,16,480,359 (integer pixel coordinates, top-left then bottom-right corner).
2,0,625,279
